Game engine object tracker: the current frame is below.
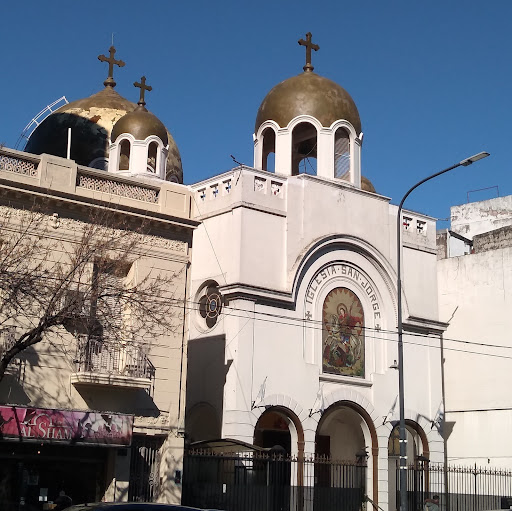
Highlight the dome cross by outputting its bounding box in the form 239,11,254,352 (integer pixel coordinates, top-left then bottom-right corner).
298,32,319,72
98,46,125,88
134,76,152,107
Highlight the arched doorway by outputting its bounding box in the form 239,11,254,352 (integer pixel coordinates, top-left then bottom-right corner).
253,407,305,511
388,421,430,511
254,409,292,454
315,402,377,511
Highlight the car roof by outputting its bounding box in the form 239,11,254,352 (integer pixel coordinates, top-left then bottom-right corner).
64,504,209,511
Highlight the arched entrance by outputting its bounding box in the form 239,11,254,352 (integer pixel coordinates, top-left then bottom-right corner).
254,409,292,454
253,407,305,511
315,402,378,511
388,420,430,511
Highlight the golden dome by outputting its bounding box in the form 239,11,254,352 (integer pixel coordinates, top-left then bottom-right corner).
361,176,376,193
25,87,183,183
25,87,134,166
111,105,168,145
255,72,361,134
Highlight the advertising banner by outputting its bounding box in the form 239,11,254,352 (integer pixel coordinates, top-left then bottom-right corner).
0,405,133,446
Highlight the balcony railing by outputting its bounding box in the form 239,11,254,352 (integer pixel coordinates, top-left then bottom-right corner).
0,326,17,357
72,336,155,389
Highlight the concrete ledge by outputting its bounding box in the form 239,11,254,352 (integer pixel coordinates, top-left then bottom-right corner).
70,371,152,389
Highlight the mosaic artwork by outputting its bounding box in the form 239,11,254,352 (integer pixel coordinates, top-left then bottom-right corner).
322,287,365,377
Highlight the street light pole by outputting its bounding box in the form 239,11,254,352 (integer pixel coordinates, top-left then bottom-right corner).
396,151,489,511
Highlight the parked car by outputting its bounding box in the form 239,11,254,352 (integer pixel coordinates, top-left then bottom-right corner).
63,505,214,511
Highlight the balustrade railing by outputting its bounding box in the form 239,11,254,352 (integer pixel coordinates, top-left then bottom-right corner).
0,326,17,356
74,336,155,381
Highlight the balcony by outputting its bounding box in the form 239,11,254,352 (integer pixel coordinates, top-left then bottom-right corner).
71,336,155,390
0,326,17,357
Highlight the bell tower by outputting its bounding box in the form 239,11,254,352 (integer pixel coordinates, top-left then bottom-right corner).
253,33,371,191
109,76,170,180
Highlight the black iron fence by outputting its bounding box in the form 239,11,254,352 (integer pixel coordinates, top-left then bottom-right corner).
182,449,366,511
401,463,512,511
183,451,512,511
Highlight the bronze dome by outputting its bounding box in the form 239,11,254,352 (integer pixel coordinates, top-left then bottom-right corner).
25,87,183,183
361,176,376,193
255,72,361,134
111,105,168,146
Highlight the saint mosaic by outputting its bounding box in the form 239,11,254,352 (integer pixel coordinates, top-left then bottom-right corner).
322,287,364,377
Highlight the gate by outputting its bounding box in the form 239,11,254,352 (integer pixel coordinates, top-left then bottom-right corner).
182,449,367,511
128,436,163,502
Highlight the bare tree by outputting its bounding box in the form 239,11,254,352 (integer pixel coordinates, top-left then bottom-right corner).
0,202,184,382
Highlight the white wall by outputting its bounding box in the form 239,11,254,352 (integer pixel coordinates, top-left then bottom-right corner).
438,245,512,467
188,167,444,480
450,196,512,239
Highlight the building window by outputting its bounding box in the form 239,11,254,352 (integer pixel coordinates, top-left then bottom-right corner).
198,284,223,329
416,220,426,235
66,259,131,339
334,128,350,181
322,287,365,377
402,216,412,231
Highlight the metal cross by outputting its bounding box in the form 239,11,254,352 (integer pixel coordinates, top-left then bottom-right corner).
134,76,152,107
298,32,319,72
98,46,125,88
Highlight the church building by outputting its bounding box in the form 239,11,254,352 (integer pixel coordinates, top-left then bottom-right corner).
0,35,457,511
184,33,446,511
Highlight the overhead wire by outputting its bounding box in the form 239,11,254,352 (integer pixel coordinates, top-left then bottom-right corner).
174,295,512,351
3,188,509,360
169,298,512,361
4,263,509,358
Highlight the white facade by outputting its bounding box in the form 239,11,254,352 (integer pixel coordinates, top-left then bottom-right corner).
438,196,512,468
254,116,362,187
186,163,445,510
108,133,169,181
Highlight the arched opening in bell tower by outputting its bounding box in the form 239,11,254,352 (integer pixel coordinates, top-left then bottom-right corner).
147,141,158,173
119,139,131,171
334,127,350,181
292,122,317,176
262,127,276,173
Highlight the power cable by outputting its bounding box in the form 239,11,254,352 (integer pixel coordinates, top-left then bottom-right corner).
174,296,512,353
169,299,512,362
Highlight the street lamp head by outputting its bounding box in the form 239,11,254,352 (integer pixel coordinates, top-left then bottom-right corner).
460,152,490,167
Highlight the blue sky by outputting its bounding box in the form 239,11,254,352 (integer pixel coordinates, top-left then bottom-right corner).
1,1,509,223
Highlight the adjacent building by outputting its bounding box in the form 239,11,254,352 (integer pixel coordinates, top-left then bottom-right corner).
437,195,512,469
0,48,197,510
